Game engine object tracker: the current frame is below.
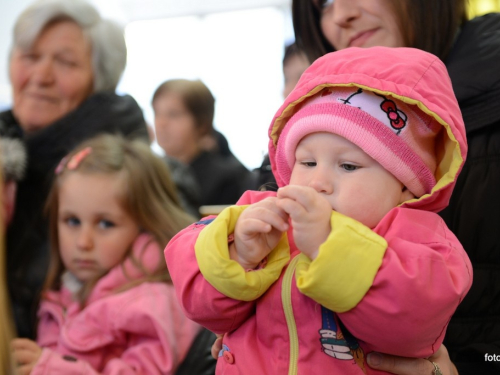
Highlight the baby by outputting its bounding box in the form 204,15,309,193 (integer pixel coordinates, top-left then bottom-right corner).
165,46,472,374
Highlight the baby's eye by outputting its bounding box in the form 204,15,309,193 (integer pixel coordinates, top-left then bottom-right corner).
340,163,359,172
99,220,115,229
300,161,317,167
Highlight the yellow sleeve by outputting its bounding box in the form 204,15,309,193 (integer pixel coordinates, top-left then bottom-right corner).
195,205,290,301
295,211,387,312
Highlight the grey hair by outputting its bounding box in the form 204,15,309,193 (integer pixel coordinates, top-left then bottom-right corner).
12,0,127,92
0,138,27,182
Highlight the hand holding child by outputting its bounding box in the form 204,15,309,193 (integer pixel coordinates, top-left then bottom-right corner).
230,197,289,269
276,185,331,260
11,338,42,375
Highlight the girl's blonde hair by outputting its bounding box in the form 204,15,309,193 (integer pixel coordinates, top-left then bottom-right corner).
43,134,195,304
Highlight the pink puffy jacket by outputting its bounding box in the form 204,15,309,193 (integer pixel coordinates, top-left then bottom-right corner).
165,47,472,375
34,234,200,375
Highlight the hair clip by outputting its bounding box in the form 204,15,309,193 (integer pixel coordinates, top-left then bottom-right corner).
55,147,92,174
55,156,69,175
67,147,92,170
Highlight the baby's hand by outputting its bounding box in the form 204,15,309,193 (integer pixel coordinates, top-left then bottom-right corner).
231,197,289,269
277,185,331,260
11,338,42,375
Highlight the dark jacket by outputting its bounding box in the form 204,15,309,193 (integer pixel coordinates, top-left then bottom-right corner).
441,13,500,374
4,91,149,339
190,151,251,206
164,155,202,218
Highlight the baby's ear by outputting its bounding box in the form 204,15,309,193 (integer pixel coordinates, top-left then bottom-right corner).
399,186,416,204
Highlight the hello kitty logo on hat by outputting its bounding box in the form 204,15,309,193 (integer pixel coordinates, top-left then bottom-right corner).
324,88,408,135
379,96,407,132
275,87,442,197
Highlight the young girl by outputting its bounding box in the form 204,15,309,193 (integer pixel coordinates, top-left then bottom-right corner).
11,134,200,375
165,47,472,374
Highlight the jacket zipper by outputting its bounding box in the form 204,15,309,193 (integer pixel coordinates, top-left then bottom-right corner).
282,255,300,375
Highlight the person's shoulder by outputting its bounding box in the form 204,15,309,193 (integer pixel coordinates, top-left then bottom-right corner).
194,151,248,174
377,207,449,239
91,280,173,316
464,12,500,31
0,110,23,139
73,91,148,140
449,12,500,56
98,282,178,331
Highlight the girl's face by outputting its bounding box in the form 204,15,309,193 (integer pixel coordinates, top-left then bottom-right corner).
10,20,94,133
290,132,413,228
153,92,202,164
58,172,140,282
315,0,405,50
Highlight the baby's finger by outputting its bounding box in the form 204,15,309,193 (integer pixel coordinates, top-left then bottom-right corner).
256,197,290,221
278,186,317,210
243,213,288,235
242,218,273,235
276,197,307,219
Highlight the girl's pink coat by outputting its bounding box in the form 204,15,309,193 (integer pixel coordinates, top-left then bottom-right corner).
33,234,200,374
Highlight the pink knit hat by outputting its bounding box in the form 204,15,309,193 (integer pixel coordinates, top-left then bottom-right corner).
275,87,441,197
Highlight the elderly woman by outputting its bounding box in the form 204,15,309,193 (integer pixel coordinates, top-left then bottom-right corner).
2,0,148,339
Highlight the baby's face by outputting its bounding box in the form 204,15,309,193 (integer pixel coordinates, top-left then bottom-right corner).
290,132,413,228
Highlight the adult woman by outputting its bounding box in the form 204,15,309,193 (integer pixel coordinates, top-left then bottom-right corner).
152,79,250,207
292,1,500,374
3,0,149,339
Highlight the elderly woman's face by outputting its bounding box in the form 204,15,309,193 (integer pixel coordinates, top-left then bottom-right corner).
10,20,94,133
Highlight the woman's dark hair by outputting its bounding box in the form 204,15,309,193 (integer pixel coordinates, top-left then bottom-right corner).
292,0,468,63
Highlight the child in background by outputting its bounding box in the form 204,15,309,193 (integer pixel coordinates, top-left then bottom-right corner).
165,47,472,374
12,134,200,375
282,42,310,99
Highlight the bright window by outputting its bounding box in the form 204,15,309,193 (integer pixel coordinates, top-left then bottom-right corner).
118,7,292,169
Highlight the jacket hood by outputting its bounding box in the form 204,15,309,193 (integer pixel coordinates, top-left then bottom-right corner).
268,47,467,212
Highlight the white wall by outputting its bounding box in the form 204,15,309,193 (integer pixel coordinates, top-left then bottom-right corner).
0,0,34,110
